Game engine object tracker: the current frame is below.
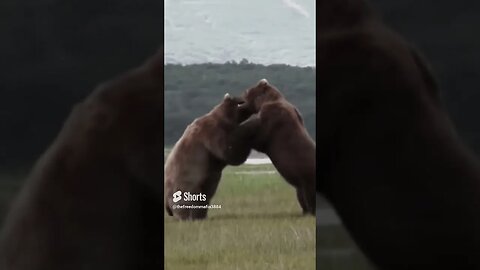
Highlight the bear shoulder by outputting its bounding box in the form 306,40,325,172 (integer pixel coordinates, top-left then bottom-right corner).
260,101,294,117
257,101,304,128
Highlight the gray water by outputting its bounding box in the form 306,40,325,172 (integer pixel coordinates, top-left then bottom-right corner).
165,0,316,67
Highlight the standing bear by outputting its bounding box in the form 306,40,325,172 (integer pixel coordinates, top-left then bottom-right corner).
318,0,480,269
0,49,164,270
164,93,254,220
234,79,316,214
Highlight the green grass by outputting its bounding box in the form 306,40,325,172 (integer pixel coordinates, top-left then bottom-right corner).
164,164,316,270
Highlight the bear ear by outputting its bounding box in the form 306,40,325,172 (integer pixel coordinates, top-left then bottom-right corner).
258,78,269,86
224,93,232,100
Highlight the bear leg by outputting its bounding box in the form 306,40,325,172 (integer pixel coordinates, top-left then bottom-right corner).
296,187,309,214
304,186,316,215
225,114,263,165
296,185,316,215
166,204,173,216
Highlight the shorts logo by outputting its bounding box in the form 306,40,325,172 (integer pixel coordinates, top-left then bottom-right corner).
173,190,182,203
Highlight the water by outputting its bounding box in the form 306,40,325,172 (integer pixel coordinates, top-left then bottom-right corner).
164,0,316,67
244,158,272,165
234,170,276,175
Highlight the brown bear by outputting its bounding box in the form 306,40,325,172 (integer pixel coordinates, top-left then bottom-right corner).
0,49,164,270
164,93,253,221
234,79,316,215
318,0,480,269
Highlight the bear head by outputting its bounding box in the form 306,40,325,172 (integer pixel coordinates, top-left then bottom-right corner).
210,93,246,124
240,79,283,114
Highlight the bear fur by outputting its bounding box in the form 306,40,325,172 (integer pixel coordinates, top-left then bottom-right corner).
0,50,164,270
234,79,316,214
318,0,480,269
164,93,252,220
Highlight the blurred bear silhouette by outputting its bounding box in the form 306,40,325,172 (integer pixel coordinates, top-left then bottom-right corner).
0,49,163,270
318,0,480,269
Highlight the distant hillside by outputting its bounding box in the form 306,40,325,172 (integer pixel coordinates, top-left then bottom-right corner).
164,61,316,146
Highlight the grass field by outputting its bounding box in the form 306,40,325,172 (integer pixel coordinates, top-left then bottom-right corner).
164,163,316,270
